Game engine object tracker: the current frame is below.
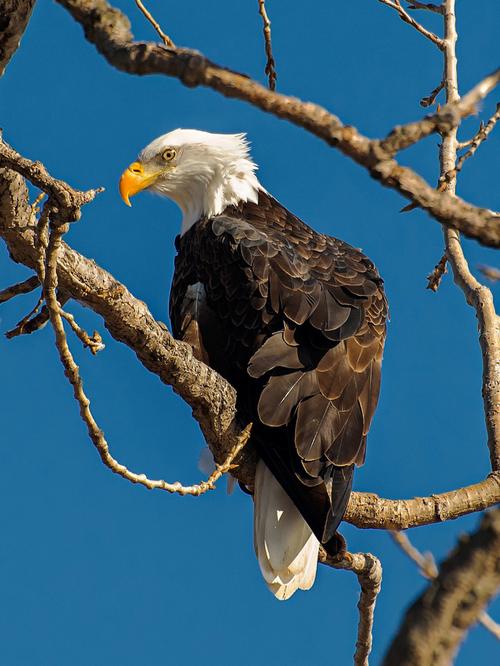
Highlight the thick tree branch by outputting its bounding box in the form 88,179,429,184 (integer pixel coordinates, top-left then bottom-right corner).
390,529,500,638
382,509,500,665
54,0,500,247
0,0,36,76
1,163,499,530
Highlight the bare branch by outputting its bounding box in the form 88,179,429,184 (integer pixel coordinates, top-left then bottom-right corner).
438,0,500,473
452,102,500,176
0,274,38,303
320,549,382,665
378,0,444,49
5,292,69,337
133,0,175,49
406,1,444,13
54,0,500,247
59,307,105,354
426,252,447,291
391,529,500,638
390,530,438,578
379,68,500,156
479,612,500,640
257,0,277,91
1,163,499,529
478,264,500,283
383,510,500,664
420,79,444,107
344,474,500,529
5,293,43,337
0,0,36,76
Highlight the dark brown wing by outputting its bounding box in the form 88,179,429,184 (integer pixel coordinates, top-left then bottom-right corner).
170,192,387,551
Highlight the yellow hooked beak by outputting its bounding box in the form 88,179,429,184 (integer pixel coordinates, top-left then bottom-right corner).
119,162,160,206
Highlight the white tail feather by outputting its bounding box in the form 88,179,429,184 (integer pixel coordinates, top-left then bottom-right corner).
253,459,319,600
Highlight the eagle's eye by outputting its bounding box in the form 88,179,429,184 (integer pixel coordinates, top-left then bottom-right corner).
162,148,177,162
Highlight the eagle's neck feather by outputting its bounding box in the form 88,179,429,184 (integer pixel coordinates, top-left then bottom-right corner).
174,157,263,235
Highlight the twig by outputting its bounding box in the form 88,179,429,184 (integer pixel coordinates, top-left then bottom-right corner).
390,530,438,578
5,292,69,337
452,103,500,175
479,612,500,640
478,265,500,283
426,251,447,291
134,0,175,48
59,308,105,354
379,68,500,157
390,529,500,639
378,0,444,49
420,79,444,107
406,1,444,13
0,275,39,303
320,549,382,665
5,293,43,338
257,0,277,91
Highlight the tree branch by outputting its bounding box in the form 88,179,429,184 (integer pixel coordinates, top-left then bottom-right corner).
54,0,500,247
0,0,36,76
382,509,500,665
320,549,382,665
378,0,444,49
1,160,499,530
390,529,500,638
257,0,277,90
133,0,175,48
0,274,38,303
438,0,500,473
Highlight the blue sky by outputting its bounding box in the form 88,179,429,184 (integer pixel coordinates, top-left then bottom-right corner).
1,1,499,664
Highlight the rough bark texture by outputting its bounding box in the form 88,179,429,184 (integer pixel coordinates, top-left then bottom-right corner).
0,0,36,76
382,509,500,665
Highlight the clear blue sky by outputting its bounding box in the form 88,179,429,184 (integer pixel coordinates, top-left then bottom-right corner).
1,1,499,664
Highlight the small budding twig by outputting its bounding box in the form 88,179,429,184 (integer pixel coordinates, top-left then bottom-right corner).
378,0,444,49
420,79,444,107
257,0,277,91
390,529,500,639
426,251,448,291
452,102,500,175
5,294,44,338
5,293,69,338
134,0,175,48
320,549,382,666
59,308,105,355
406,1,444,12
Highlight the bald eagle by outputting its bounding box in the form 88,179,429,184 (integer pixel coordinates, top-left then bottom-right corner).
120,130,387,600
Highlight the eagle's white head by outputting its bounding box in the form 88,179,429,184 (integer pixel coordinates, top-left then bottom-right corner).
119,129,263,234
